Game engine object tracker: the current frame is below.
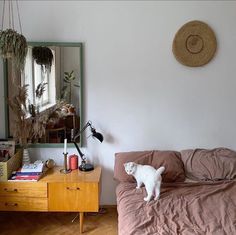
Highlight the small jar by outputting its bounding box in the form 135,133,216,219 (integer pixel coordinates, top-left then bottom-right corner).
45,159,55,169
69,154,78,170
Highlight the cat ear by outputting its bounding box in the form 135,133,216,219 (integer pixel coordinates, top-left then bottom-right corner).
130,162,135,168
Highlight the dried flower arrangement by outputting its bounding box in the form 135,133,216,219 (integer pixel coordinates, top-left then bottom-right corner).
32,46,53,72
0,29,28,70
8,84,65,148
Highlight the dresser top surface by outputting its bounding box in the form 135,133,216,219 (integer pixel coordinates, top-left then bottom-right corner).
40,166,101,183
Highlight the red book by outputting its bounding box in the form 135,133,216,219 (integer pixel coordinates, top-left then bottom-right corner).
14,175,41,180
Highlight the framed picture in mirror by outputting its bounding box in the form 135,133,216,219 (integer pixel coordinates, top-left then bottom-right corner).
3,42,83,146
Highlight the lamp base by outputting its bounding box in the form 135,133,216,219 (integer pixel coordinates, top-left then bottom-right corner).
60,169,72,174
79,163,94,172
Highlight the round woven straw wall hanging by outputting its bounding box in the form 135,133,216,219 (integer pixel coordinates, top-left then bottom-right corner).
172,20,217,67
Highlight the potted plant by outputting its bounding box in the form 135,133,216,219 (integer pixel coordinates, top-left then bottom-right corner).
32,46,53,72
61,70,80,104
0,29,28,70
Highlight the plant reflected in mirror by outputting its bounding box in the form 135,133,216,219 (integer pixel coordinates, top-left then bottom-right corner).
62,70,80,104
32,46,53,72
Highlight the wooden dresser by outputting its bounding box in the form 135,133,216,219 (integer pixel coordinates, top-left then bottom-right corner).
0,166,101,233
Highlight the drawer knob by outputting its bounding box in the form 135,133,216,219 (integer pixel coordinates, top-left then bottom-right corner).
4,188,18,193
66,187,80,190
5,202,18,207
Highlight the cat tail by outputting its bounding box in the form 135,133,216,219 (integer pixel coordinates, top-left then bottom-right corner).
156,166,165,175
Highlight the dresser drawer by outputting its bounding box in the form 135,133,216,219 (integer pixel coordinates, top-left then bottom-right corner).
0,197,48,211
48,182,99,212
0,182,47,198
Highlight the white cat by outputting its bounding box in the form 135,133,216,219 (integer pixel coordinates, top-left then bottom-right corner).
124,162,165,202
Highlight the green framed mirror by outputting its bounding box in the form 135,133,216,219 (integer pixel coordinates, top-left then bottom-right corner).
3,42,83,147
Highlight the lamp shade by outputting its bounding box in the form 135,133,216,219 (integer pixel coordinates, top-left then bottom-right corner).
92,131,104,143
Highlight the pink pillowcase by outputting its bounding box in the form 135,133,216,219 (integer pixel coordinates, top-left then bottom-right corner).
114,150,185,183
181,148,236,181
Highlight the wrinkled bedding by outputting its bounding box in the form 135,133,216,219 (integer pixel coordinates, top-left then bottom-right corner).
116,181,236,235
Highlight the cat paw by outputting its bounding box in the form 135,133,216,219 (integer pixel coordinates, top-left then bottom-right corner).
144,197,151,202
154,196,160,201
136,186,141,189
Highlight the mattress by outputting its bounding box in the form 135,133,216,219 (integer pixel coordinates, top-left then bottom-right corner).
116,180,236,235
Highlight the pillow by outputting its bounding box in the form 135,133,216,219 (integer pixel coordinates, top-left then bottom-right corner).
114,150,185,182
151,151,185,182
181,148,236,181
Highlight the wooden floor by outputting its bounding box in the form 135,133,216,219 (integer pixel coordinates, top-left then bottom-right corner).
0,207,118,235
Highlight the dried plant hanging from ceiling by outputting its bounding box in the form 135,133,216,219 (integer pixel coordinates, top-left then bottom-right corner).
32,46,54,72
0,0,27,70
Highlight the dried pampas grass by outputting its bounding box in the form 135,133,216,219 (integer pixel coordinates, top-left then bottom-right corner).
8,85,65,147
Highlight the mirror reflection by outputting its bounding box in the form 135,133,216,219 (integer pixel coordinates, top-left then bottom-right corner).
6,43,82,144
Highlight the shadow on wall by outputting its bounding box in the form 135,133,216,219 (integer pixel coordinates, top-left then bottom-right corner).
104,132,116,144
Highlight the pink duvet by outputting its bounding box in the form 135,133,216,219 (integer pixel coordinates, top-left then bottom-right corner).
116,180,236,235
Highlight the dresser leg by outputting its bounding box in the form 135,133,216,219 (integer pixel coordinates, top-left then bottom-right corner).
80,212,84,233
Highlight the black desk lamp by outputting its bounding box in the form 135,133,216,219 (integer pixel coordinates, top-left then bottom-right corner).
72,121,103,171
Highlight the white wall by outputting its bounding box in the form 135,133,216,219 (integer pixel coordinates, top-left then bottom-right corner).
1,1,236,204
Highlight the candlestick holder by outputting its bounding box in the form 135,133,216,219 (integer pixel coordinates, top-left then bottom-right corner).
60,152,72,174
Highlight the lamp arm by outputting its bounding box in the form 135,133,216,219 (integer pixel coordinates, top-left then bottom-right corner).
71,120,103,172
73,141,86,162
72,121,93,164
73,121,92,141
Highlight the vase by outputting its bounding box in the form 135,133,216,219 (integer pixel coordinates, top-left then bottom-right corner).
22,148,31,165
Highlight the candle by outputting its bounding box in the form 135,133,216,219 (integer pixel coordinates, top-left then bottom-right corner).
64,138,67,153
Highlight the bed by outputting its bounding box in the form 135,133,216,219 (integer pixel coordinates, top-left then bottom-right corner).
114,149,236,235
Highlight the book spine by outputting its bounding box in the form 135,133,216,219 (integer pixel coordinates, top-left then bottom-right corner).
8,179,37,182
15,175,40,180
16,172,41,176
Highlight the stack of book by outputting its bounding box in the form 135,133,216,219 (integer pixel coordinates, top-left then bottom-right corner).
9,161,45,181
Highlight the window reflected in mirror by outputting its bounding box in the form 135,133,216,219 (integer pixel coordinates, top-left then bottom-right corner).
24,47,56,112
6,43,82,145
